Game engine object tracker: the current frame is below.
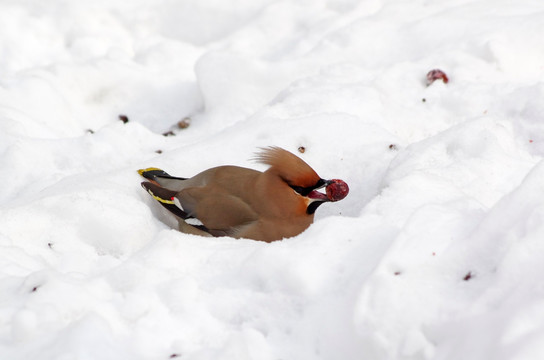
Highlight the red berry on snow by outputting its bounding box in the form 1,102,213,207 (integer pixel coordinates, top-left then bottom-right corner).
426,69,449,86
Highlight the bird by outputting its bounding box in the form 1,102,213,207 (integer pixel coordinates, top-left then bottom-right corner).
138,146,349,242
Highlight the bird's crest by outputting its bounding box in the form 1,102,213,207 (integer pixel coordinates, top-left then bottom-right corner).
254,146,321,187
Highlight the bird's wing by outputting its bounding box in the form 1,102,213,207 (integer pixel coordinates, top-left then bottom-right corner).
141,181,190,219
177,187,259,234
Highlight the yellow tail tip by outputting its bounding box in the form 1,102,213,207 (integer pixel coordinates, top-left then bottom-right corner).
138,167,163,176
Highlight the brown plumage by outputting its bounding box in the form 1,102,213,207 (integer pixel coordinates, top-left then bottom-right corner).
138,146,349,242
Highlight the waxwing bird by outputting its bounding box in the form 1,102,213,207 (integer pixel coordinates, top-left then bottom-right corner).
138,146,349,242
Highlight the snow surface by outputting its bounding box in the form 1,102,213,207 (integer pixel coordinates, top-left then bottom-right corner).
1,0,544,359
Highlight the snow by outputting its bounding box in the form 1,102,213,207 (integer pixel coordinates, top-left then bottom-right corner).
1,0,544,358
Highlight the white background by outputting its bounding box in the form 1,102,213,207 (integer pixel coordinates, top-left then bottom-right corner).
1,0,544,359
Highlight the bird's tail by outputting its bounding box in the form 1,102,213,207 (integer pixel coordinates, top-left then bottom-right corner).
138,167,188,189
138,167,187,181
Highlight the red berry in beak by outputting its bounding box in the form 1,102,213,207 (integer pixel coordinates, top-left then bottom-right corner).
326,179,349,202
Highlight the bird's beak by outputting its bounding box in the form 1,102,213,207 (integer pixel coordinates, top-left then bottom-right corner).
307,180,333,201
